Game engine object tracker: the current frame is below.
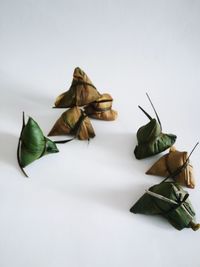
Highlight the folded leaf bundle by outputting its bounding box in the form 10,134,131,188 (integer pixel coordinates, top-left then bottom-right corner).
84,93,118,121
48,106,95,140
146,147,195,188
134,94,176,159
54,67,101,108
17,113,59,177
130,182,200,231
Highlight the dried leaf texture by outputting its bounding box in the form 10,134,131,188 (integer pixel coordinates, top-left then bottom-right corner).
48,106,95,140
146,147,195,188
54,67,101,108
84,93,118,121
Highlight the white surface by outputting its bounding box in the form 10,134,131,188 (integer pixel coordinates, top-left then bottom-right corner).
0,0,200,266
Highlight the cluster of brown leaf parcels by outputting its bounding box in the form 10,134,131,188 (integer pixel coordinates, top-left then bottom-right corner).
50,67,117,140
17,67,117,177
131,94,199,231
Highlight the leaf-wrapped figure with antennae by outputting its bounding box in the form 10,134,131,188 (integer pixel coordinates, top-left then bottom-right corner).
48,106,95,141
134,94,177,159
84,93,118,121
146,146,196,188
17,113,59,177
130,181,200,231
54,67,101,108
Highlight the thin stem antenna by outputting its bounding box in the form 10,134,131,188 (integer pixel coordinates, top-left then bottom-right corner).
54,138,74,144
17,112,28,177
138,105,152,120
176,142,199,176
187,142,199,160
22,111,25,127
146,93,162,130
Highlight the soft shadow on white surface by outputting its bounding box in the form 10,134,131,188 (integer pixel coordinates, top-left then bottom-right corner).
0,72,53,120
0,132,18,169
89,131,150,172
53,182,174,231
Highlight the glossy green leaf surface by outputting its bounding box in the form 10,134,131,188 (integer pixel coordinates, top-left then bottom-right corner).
130,182,197,230
20,117,59,167
134,119,176,159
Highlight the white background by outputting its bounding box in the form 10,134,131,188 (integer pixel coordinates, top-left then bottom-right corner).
0,0,200,266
